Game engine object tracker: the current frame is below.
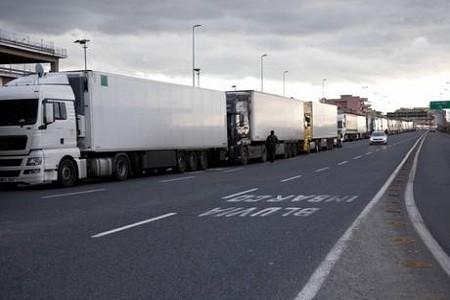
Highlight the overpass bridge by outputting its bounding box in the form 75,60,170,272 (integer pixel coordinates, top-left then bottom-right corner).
0,29,66,85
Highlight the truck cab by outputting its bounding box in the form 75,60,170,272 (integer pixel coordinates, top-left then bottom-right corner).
0,72,83,186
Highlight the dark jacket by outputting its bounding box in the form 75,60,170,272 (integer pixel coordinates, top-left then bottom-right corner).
266,134,278,150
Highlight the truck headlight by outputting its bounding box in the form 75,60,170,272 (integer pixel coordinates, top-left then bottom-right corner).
27,157,42,166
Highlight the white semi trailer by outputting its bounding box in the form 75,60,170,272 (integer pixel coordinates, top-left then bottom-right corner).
225,91,304,163
304,101,338,151
0,70,227,187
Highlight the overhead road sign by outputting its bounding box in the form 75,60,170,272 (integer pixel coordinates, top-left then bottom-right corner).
430,101,450,109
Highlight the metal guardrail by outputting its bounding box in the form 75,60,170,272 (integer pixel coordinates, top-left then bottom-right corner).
0,66,34,76
0,29,67,58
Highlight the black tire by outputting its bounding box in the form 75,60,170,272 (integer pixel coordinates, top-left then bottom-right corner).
260,146,267,162
113,154,130,181
177,152,187,173
284,144,290,159
239,146,249,165
198,151,208,170
58,158,78,187
292,144,298,157
187,152,198,171
314,141,320,153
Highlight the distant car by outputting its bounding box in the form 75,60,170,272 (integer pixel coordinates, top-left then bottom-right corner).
369,131,387,145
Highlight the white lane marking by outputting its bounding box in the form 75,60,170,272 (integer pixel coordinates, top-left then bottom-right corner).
337,161,348,166
375,149,380,152
91,212,177,238
281,175,302,182
353,155,362,159
160,176,195,183
222,188,259,199
365,151,373,155
224,167,243,173
295,133,425,300
315,167,329,173
41,188,106,199
405,134,450,276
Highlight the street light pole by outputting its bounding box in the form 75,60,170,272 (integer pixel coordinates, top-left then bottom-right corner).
283,70,288,96
73,39,90,71
322,78,327,99
192,24,202,87
194,68,201,88
260,53,268,92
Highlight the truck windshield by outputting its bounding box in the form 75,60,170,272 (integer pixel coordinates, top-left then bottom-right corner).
0,99,39,126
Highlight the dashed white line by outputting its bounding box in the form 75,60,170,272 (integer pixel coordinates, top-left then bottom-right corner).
91,212,177,238
365,151,373,155
160,176,195,183
224,167,243,173
41,188,106,199
337,161,348,166
315,167,329,173
375,149,380,152
353,155,362,160
281,175,302,182
222,188,258,199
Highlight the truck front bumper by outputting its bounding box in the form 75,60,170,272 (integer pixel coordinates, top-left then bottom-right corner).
0,150,46,185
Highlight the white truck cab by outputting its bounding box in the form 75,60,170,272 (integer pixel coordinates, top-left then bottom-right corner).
0,71,84,186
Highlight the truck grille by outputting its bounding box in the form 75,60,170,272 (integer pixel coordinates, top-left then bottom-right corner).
0,170,21,177
0,136,27,151
0,159,22,167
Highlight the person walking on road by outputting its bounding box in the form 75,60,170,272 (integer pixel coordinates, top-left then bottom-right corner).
265,130,279,163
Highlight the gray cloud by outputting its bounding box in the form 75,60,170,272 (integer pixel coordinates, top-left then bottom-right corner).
2,0,450,104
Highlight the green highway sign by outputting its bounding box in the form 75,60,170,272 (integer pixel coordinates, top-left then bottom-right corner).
430,101,450,109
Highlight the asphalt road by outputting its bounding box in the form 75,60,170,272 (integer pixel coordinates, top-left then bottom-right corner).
0,131,424,300
414,132,450,255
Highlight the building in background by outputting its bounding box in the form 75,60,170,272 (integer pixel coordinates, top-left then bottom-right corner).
322,95,370,115
387,107,445,128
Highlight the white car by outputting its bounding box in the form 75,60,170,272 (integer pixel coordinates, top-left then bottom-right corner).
369,131,388,145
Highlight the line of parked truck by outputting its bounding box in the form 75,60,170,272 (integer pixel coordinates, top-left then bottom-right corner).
0,68,415,187
338,112,415,142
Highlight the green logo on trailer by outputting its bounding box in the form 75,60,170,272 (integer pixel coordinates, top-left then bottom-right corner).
100,75,108,87
430,101,450,109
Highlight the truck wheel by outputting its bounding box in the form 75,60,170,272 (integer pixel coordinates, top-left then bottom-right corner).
113,154,130,181
285,144,291,159
260,147,267,162
176,152,187,173
239,146,249,165
314,142,320,153
198,151,208,170
58,158,78,187
187,152,198,171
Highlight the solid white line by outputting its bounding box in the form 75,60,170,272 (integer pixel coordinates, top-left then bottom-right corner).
160,176,195,183
41,188,106,199
222,188,258,199
405,134,450,277
224,167,243,173
91,212,177,238
315,167,329,173
353,155,362,159
294,133,425,300
337,161,348,166
281,175,302,182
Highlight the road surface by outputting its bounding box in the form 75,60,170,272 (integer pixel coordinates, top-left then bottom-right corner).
2,131,441,300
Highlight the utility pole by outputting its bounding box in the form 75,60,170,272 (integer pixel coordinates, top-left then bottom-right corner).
260,53,268,92
74,39,90,71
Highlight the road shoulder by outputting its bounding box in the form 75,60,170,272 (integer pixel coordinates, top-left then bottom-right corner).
315,141,450,300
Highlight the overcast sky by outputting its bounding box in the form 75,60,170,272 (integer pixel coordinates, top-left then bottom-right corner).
2,0,450,112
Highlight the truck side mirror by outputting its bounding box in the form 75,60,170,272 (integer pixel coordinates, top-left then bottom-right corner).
45,103,55,124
